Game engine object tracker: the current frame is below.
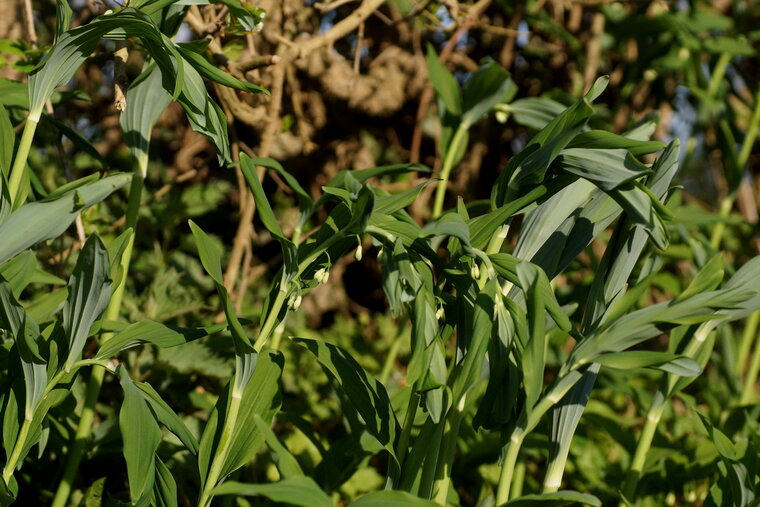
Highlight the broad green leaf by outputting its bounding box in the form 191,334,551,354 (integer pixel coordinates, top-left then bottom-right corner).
198,350,283,484
506,490,602,506
82,477,105,507
96,320,226,359
703,36,756,56
571,286,755,365
240,155,286,238
517,263,547,410
0,276,47,419
461,58,515,127
695,409,737,461
0,251,37,299
675,254,725,302
210,476,332,507
25,288,68,324
426,44,462,116
596,351,701,376
494,88,598,206
584,76,609,101
469,185,548,251
135,382,200,455
293,337,399,461
18,321,48,420
240,155,299,285
152,456,178,507
421,212,471,246
502,97,566,130
0,173,131,265
28,9,182,121
0,78,29,109
254,414,303,479
0,104,14,181
189,220,255,392
55,0,73,43
349,490,440,506
177,44,267,94
120,63,172,176
63,235,112,369
449,281,497,405
175,61,231,163
567,130,666,157
118,366,161,505
556,149,650,191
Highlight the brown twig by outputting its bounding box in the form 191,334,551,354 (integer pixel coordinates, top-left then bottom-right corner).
582,11,605,92
315,0,357,13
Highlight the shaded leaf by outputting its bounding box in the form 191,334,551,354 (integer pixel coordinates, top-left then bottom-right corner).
210,476,332,507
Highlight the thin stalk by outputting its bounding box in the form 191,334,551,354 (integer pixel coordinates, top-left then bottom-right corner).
433,401,465,504
620,392,665,504
510,459,525,499
432,125,468,219
51,170,143,507
495,427,524,505
706,52,731,99
7,119,38,205
253,289,288,352
543,457,564,493
740,339,760,404
379,332,403,384
2,419,32,484
737,310,760,378
198,392,243,507
418,416,446,499
396,388,420,466
709,86,760,250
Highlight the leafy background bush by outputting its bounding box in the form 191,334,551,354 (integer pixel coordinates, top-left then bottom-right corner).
1,0,760,506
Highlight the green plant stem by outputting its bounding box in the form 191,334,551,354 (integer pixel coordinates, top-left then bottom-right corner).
511,459,526,499
709,86,760,250
433,402,465,504
737,310,760,378
2,419,31,485
51,173,143,507
396,388,420,466
198,392,243,507
620,392,665,504
7,119,38,205
740,338,760,404
543,455,564,493
379,330,404,384
418,417,446,499
495,427,524,504
432,125,468,219
706,52,731,99
709,195,735,250
253,289,288,351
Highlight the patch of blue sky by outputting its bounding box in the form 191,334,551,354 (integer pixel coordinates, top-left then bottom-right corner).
666,85,697,165
517,21,529,47
320,10,337,34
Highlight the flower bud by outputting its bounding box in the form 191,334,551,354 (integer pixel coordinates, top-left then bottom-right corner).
314,267,330,285
470,262,480,279
354,244,363,261
287,293,302,311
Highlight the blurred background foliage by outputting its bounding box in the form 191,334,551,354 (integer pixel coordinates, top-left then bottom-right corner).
2,0,760,505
